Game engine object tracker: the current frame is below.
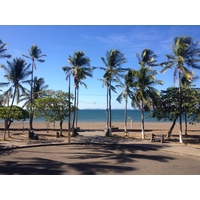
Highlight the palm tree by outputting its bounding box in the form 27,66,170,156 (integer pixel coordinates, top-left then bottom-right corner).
62,51,93,137
19,76,49,108
101,49,127,136
0,58,31,140
161,36,200,143
22,45,46,130
0,39,11,60
116,70,134,135
62,65,72,142
99,77,117,133
0,39,11,93
132,49,163,139
181,73,200,135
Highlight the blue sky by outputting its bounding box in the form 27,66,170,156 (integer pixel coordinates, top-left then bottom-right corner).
1,25,200,109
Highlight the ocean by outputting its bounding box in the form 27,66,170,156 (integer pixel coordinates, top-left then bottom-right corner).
33,109,163,123
76,109,152,122
0,109,170,123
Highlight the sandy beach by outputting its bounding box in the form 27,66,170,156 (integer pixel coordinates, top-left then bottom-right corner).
1,120,200,130
1,120,200,144
1,120,200,132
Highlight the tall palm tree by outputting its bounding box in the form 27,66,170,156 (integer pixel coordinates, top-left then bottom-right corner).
22,45,46,130
101,49,127,136
62,51,93,137
19,76,49,108
62,65,72,142
116,70,134,135
0,39,11,60
181,73,200,135
161,36,200,143
0,58,31,140
132,49,163,139
99,77,117,133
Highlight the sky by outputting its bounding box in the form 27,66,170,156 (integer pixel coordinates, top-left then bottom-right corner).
1,25,200,109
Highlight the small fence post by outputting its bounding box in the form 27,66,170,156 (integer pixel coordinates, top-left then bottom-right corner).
56,131,59,138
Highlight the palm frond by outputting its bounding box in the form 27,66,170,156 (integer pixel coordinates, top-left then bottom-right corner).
0,39,11,59
62,66,72,73
22,54,31,59
116,93,123,103
101,57,108,67
160,61,174,74
99,66,107,71
37,59,45,63
80,81,87,89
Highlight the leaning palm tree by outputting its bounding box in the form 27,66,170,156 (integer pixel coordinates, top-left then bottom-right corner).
22,45,46,130
116,70,134,135
101,49,127,136
132,49,163,139
62,51,93,137
0,58,31,140
161,36,200,143
0,39,11,60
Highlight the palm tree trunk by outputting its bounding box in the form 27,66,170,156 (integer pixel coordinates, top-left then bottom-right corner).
141,101,145,139
29,61,34,130
75,87,79,129
109,82,112,136
105,86,109,137
68,75,71,143
72,87,77,136
8,122,11,138
4,119,8,141
124,93,128,135
106,86,109,129
179,71,183,143
4,87,17,140
29,115,33,130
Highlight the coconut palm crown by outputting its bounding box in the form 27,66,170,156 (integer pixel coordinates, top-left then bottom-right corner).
161,36,200,84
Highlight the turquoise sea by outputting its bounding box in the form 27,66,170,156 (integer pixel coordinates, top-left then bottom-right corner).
33,109,166,123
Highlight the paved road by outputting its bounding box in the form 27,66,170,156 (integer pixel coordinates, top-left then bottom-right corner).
0,143,200,175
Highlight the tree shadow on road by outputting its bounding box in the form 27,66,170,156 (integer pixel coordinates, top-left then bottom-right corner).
0,158,66,175
0,143,175,175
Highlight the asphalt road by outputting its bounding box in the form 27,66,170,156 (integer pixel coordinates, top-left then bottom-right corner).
0,143,200,175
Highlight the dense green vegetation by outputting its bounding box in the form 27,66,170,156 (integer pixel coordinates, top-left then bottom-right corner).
33,90,74,136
